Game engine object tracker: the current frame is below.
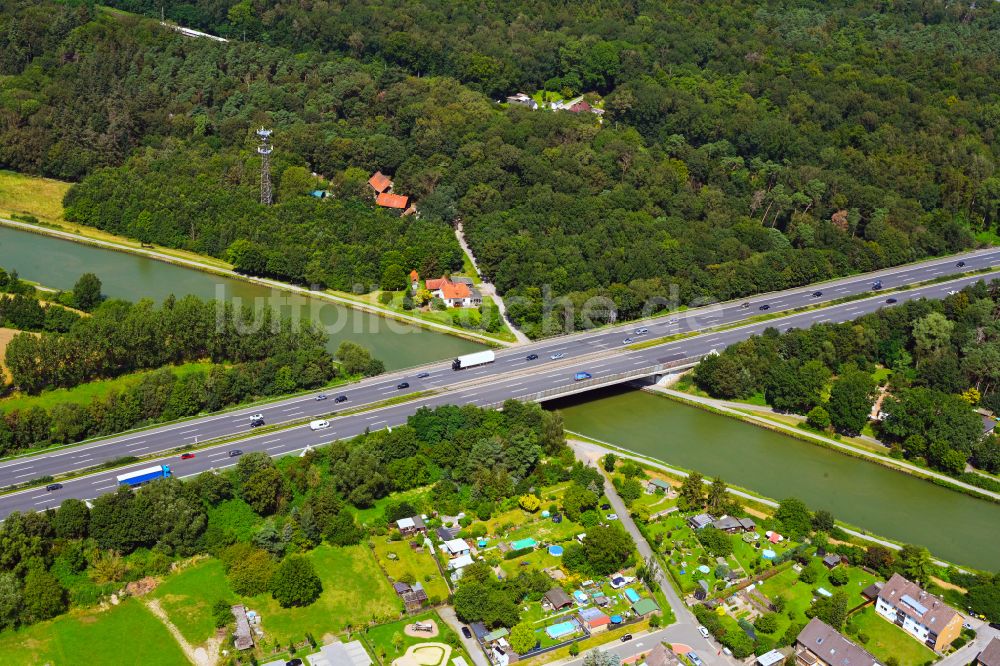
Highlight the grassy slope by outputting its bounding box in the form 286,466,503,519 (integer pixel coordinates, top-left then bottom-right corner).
0,169,71,224
151,558,229,645
0,362,215,413
0,597,188,666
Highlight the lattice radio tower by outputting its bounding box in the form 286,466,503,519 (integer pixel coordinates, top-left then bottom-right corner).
256,127,273,205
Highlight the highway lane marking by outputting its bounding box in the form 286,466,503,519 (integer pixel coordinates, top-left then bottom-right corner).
261,439,281,445
30,493,50,500
369,420,386,426
75,457,93,464
283,410,304,416
282,406,303,412
94,484,115,491
34,499,56,506
507,382,525,388
13,472,35,479
131,446,149,452
178,428,199,434
266,445,284,452
206,451,231,459
92,478,111,485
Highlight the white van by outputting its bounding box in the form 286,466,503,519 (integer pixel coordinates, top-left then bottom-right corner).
309,419,330,431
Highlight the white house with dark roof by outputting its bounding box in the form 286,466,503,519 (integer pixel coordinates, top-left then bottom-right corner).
794,618,880,666
875,573,961,651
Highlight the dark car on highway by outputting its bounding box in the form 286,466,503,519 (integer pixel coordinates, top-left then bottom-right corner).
526,353,538,360
758,304,770,310
228,449,243,457
397,382,410,389
417,372,430,378
885,297,898,304
335,395,348,403
812,291,822,297
46,483,63,492
957,261,966,267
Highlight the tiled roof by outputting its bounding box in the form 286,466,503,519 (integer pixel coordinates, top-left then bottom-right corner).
878,573,958,635
376,192,409,209
440,281,471,300
796,618,880,666
979,637,1000,666
368,171,392,192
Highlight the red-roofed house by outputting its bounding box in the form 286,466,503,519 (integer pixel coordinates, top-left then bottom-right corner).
409,270,419,290
368,171,392,193
428,276,482,308
376,192,409,210
568,100,592,113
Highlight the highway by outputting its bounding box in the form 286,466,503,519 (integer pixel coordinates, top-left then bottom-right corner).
1,248,998,518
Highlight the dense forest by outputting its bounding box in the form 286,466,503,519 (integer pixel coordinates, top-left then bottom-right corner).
0,401,566,631
2,0,999,337
693,280,1000,477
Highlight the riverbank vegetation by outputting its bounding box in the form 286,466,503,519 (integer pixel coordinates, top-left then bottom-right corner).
0,401,566,646
2,0,998,338
694,281,1000,478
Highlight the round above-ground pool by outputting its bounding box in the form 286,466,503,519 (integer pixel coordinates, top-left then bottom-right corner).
548,545,564,556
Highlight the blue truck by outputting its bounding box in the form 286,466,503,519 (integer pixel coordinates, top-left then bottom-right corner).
116,464,171,487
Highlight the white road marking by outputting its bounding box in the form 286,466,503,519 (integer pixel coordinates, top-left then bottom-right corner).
178,428,199,435
267,445,284,452
131,446,149,452
262,439,281,445
13,471,35,479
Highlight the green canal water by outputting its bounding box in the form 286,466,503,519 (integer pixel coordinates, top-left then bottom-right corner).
0,225,484,369
552,387,1000,570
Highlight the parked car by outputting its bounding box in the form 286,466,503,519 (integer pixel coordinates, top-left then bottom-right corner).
634,327,648,335
606,513,619,520
334,395,348,403
180,453,196,460
957,260,966,267
885,297,898,304
46,483,63,492
698,625,710,638
758,304,770,310
462,626,472,639
526,353,539,360
622,337,634,344
228,449,243,457
309,419,330,431
574,372,592,381
550,352,566,360
600,503,611,510
687,652,703,666
286,659,303,666
416,372,430,378
620,634,633,642
397,382,410,389
812,290,822,297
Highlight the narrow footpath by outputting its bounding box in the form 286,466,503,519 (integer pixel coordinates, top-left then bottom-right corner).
453,221,531,345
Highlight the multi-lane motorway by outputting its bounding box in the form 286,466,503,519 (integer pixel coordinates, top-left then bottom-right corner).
2,248,999,518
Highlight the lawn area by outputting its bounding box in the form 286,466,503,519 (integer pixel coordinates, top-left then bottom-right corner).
372,536,450,602
151,557,231,645
0,597,188,665
0,362,215,414
364,610,469,664
0,168,71,224
0,327,23,382
847,607,937,666
248,544,400,641
353,486,433,526
208,499,265,541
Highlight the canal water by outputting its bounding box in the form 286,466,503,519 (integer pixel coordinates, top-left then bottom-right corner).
552,386,1000,570
0,225,484,369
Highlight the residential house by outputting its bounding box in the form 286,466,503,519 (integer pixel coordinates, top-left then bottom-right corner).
977,638,1000,666
631,598,660,618
822,553,843,569
643,643,681,666
983,414,997,436
436,526,459,542
396,516,427,536
712,515,756,533
875,573,962,651
794,618,881,666
443,538,471,558
448,553,475,572
543,587,573,610
368,171,392,194
578,607,611,633
483,627,509,645
646,479,672,494
426,276,482,308
861,582,883,602
230,604,255,650
687,513,715,530
306,639,373,666
376,192,409,210
506,93,538,110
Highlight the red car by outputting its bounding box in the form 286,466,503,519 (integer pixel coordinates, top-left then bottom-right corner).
180,453,196,460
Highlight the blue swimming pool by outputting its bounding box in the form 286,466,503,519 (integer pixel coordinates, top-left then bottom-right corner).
624,588,640,603
546,621,577,639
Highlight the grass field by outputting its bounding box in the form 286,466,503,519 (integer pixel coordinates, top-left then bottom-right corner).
847,606,937,666
0,361,214,413
0,327,21,382
0,597,189,666
0,169,71,224
353,486,433,525
247,544,400,641
364,610,468,664
372,537,450,602
151,558,230,645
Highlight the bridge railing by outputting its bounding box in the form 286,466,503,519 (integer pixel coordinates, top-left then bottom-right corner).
481,355,701,409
